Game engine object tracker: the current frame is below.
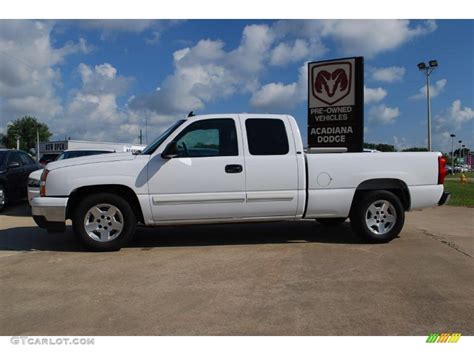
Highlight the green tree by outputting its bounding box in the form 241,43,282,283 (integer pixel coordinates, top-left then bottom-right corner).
363,142,396,152
1,116,52,151
402,147,428,152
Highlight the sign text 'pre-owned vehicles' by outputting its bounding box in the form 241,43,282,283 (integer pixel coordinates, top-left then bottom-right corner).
30,114,449,251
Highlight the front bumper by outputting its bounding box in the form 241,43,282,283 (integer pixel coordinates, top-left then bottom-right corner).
27,187,40,205
31,197,68,232
438,191,451,206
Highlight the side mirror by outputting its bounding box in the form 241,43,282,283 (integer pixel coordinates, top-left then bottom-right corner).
7,161,21,169
161,141,178,159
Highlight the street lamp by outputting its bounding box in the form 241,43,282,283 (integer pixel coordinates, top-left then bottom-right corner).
450,134,456,175
462,144,466,162
455,140,462,172
417,60,438,152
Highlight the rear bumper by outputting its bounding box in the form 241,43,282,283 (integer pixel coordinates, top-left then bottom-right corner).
438,191,451,206
31,197,68,232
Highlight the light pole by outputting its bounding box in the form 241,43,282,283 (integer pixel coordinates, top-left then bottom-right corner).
36,124,40,163
461,144,466,163
450,134,456,175
458,140,462,170
417,60,438,152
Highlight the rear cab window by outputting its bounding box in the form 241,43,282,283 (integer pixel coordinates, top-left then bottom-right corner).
245,119,289,155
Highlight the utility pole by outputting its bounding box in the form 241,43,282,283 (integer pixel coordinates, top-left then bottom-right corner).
145,110,149,145
458,140,462,170
139,129,143,145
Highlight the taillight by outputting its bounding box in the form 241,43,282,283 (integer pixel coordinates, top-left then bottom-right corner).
40,169,49,197
438,156,447,185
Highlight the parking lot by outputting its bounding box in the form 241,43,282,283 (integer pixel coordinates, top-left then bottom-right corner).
0,203,473,335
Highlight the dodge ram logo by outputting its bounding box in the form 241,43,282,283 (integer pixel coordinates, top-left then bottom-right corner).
311,62,352,105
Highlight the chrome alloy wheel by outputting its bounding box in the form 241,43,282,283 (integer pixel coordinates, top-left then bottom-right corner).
83,203,124,242
365,199,397,235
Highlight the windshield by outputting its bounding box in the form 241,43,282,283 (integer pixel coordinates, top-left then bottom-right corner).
141,119,186,154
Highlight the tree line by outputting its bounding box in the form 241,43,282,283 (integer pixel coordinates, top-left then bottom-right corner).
1,116,52,152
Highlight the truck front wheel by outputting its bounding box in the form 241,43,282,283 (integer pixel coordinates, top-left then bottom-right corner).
72,193,136,251
350,190,404,243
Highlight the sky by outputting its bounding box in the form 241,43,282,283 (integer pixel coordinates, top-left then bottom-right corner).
0,19,473,152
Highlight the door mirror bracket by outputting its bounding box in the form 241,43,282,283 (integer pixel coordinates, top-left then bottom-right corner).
161,141,179,159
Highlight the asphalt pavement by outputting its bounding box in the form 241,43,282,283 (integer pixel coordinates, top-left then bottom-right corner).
0,203,473,335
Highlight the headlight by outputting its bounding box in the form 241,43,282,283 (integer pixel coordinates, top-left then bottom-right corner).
28,178,40,187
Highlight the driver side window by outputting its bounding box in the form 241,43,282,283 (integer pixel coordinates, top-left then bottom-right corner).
173,119,238,157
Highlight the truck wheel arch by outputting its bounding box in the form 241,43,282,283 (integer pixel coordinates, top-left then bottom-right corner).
351,179,411,212
66,185,144,224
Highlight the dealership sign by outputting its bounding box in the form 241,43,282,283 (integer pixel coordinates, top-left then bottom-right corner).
308,57,364,152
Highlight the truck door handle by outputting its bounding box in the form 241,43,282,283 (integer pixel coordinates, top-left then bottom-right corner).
225,164,243,173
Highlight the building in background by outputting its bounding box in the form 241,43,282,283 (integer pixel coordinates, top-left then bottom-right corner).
39,140,146,163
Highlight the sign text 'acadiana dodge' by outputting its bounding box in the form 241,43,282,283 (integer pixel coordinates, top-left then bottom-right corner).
308,57,364,151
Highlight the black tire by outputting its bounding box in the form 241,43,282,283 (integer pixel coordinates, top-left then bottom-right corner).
316,217,346,226
72,193,136,251
350,190,404,243
0,185,7,212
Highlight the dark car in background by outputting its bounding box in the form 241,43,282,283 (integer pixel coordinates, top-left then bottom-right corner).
55,149,114,160
0,149,42,211
39,153,60,166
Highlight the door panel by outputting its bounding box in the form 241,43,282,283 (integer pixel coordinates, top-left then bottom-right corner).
6,152,25,200
239,115,299,218
147,117,246,222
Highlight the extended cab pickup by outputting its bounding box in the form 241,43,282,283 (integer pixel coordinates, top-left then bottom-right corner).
31,114,450,251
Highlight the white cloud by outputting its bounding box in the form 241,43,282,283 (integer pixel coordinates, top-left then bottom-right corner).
364,86,387,104
75,20,183,43
130,24,275,115
78,20,157,33
369,104,400,124
59,63,139,142
270,39,309,66
410,79,447,100
433,100,474,152
0,20,90,125
77,63,133,96
273,20,436,58
370,66,406,82
250,65,307,110
269,38,326,66
319,20,436,57
393,136,407,150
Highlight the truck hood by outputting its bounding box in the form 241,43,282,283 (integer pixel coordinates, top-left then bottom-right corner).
45,152,136,170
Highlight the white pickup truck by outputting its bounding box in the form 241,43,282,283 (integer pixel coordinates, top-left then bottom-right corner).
31,114,450,251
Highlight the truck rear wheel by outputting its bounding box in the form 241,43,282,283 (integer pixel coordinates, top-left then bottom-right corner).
350,190,404,243
73,193,136,251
